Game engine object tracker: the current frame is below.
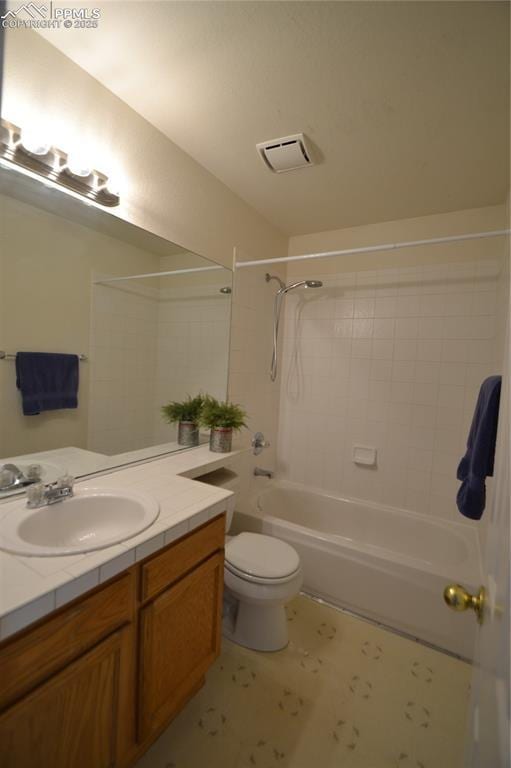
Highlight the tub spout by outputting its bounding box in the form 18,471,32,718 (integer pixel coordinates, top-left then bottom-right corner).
254,467,274,479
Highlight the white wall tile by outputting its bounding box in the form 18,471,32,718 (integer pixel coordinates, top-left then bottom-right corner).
277,255,505,524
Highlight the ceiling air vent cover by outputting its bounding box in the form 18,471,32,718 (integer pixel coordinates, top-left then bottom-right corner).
256,133,314,173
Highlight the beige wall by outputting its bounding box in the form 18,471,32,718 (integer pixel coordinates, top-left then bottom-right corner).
3,29,286,270
1,190,234,459
2,29,286,481
0,191,162,456
287,205,507,273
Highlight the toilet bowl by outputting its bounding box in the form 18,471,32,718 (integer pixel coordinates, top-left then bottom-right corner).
223,532,302,652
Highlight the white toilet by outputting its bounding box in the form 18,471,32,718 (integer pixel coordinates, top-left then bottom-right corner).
198,467,302,652
223,512,302,652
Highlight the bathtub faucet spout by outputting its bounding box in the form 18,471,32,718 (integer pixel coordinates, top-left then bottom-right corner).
254,467,274,479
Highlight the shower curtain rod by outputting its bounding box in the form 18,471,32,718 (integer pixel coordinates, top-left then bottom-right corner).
235,228,510,269
94,265,224,284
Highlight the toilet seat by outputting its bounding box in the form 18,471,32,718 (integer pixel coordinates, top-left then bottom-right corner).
225,532,300,585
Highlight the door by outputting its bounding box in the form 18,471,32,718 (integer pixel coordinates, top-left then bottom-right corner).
138,551,224,743
0,630,123,768
465,325,510,766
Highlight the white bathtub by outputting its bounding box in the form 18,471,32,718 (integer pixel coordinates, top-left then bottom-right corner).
237,480,482,658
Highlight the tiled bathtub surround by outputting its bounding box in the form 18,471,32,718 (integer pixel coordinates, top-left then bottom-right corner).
277,256,505,522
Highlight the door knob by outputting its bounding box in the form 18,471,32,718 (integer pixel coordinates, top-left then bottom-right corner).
443,584,485,625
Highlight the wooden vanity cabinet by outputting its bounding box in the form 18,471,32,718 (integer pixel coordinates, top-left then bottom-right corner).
138,551,224,742
0,629,128,768
0,513,225,768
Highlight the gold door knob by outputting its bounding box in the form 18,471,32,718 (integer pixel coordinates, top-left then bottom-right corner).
443,584,485,624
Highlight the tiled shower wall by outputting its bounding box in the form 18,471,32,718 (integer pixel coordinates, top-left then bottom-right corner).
88,283,158,454
277,255,506,522
89,277,231,455
228,256,286,507
152,284,232,446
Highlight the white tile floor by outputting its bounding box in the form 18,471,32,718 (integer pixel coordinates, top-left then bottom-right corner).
136,595,471,768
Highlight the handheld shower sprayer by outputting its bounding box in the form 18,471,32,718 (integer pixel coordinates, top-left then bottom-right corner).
265,273,323,381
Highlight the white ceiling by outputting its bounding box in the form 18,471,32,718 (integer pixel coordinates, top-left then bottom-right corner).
37,1,509,236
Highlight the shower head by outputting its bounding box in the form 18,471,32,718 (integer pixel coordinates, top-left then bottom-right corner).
279,279,323,294
219,286,232,294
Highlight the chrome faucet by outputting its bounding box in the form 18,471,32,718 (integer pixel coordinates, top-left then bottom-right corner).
0,463,41,491
254,467,274,479
26,475,75,509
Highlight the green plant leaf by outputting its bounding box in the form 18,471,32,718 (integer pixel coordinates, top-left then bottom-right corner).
199,396,248,431
161,394,206,424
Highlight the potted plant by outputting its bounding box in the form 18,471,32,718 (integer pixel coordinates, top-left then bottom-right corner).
199,396,247,453
161,394,205,447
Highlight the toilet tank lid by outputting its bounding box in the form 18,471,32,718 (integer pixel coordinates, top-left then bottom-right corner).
225,533,300,579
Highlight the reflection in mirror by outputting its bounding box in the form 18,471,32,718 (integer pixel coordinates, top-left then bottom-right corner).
0,168,232,495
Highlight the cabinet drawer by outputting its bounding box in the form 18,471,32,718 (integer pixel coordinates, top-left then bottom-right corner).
141,514,225,602
0,571,134,711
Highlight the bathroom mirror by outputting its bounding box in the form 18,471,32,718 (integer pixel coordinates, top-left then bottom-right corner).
0,166,232,495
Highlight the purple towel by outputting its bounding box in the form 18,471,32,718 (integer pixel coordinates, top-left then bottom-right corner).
456,375,501,520
15,352,79,416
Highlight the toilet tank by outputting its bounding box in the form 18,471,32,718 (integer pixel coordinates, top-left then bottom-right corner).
194,468,240,531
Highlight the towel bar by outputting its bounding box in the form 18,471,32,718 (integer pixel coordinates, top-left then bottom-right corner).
0,351,88,361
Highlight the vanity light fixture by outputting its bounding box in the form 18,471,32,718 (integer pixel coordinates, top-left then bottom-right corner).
0,118,120,207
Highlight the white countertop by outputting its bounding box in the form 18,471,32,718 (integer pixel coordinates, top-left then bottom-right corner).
1,438,214,495
0,445,242,641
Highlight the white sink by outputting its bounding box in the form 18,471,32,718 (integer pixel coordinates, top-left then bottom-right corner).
0,487,160,556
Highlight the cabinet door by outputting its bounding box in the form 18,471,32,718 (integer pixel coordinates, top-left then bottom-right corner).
138,551,224,742
0,630,123,768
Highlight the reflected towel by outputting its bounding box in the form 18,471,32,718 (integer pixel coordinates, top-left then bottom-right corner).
15,352,79,416
456,375,501,520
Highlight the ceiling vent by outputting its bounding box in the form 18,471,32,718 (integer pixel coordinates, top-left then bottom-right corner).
256,133,314,173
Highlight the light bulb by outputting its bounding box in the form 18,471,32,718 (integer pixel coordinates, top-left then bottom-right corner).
103,177,120,197
66,154,92,179
19,127,51,157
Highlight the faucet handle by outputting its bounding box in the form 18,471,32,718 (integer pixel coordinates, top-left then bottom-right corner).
56,473,75,490
26,482,45,508
252,432,270,456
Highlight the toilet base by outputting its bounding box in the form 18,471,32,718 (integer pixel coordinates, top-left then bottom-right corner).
222,589,290,652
